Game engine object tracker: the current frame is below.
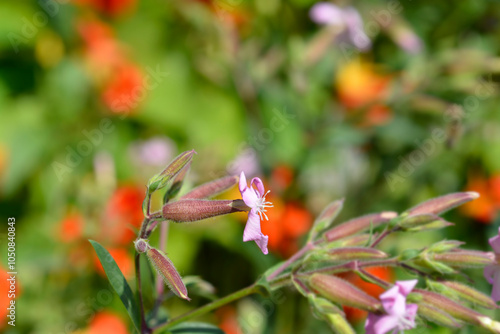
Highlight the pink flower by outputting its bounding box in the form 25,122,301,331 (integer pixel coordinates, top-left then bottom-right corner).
239,172,273,254
309,2,371,51
484,227,500,302
365,280,418,334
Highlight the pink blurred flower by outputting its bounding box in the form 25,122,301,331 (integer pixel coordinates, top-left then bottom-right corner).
129,137,176,168
484,228,500,302
228,147,261,178
310,2,371,51
365,280,418,334
239,172,273,254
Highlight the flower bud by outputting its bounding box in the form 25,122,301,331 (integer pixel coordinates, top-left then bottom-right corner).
398,214,453,232
405,192,479,216
432,250,495,268
310,199,344,238
324,314,356,334
417,303,462,328
308,294,344,316
478,317,500,333
326,247,388,262
323,212,397,242
162,199,243,222
416,289,483,325
146,247,190,300
441,281,498,309
182,276,217,299
309,274,382,312
147,150,196,193
427,240,464,253
180,175,239,199
134,239,150,253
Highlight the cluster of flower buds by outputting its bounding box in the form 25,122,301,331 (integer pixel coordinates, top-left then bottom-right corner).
262,191,500,334
136,150,273,301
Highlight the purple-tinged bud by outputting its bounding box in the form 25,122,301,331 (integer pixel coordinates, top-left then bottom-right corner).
310,199,344,239
432,250,495,268
405,192,479,216
147,150,196,193
417,303,462,329
180,175,239,200
309,274,382,312
326,247,388,262
416,289,483,325
398,214,453,232
134,239,150,253
146,247,190,301
162,199,244,222
323,212,397,242
441,281,498,310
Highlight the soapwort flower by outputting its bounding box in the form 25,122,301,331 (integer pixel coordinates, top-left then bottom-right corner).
239,172,273,254
365,280,418,334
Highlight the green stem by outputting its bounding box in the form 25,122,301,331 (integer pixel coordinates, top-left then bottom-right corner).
267,242,314,281
152,284,260,332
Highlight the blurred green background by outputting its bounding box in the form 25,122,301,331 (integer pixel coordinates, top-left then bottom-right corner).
1,0,500,333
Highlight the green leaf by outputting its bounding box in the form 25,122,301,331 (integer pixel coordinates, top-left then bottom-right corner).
89,240,141,332
169,322,224,333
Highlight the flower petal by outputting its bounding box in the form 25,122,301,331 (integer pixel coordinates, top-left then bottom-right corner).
395,279,418,297
239,171,247,193
243,210,268,254
489,228,500,253
366,313,399,334
239,172,259,207
484,265,499,284
250,177,265,197
492,268,500,302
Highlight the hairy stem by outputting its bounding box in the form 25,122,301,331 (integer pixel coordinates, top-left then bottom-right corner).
135,253,151,334
152,284,260,332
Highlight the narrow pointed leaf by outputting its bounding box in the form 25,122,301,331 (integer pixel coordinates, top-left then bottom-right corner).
89,240,140,332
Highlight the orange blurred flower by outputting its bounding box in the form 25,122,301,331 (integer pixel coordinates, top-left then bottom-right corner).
461,174,498,224
59,212,84,243
75,0,136,16
271,165,294,191
78,19,126,77
87,311,129,334
102,185,144,245
262,199,313,258
0,267,21,329
93,247,134,278
216,306,241,334
336,59,392,126
339,267,394,323
77,18,145,114
102,63,144,114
